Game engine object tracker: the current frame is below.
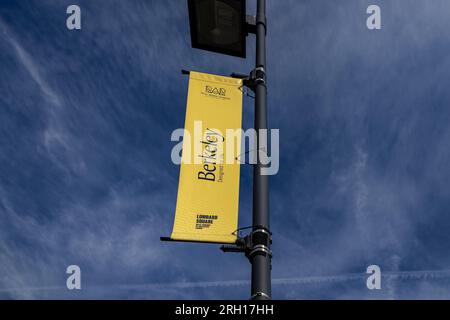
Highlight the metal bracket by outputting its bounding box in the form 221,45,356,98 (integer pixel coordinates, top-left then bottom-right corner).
239,67,266,92
230,68,265,95
220,226,272,260
246,15,256,35
246,14,267,35
249,67,266,90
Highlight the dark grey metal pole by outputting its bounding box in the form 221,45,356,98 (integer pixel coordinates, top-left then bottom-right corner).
250,0,271,300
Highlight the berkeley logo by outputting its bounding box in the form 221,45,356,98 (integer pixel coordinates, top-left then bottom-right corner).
205,85,226,96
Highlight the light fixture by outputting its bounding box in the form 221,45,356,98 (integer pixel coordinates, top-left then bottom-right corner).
187,0,247,58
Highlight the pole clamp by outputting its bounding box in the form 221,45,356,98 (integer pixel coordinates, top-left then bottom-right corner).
220,226,272,259
251,291,271,300
248,244,272,258
256,13,267,35
246,14,267,35
246,227,272,259
243,67,266,91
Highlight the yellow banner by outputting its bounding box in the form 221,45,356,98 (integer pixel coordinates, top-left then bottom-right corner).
170,71,243,244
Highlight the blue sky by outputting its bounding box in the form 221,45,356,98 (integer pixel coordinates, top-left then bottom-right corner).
1,0,450,299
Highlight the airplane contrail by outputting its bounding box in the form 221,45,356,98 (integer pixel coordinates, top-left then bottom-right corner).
2,269,450,293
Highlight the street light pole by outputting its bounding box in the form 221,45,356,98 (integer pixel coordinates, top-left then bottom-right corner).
184,0,272,300
250,0,271,300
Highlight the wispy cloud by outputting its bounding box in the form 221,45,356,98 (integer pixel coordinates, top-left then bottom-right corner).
0,19,62,107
